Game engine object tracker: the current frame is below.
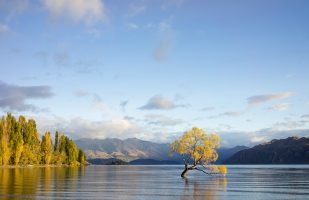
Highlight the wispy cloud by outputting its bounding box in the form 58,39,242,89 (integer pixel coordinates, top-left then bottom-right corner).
0,0,29,21
247,92,294,106
139,95,187,110
301,114,309,118
75,90,90,97
0,23,9,34
222,111,242,117
53,51,70,66
144,114,184,127
120,100,129,111
161,0,184,9
127,3,146,17
126,22,139,30
0,80,53,112
200,107,215,112
93,94,108,112
268,103,289,111
44,0,107,24
153,20,174,62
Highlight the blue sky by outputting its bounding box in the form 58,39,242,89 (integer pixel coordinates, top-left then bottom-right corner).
0,0,309,147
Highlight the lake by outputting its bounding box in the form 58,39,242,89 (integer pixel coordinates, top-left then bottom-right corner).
0,165,309,199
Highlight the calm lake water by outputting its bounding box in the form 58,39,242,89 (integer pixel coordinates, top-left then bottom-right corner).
0,165,309,200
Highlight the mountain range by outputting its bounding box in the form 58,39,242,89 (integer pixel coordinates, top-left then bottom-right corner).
76,136,309,165
225,136,309,164
75,137,248,165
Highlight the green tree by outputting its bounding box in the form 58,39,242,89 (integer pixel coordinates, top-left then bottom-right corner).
66,138,79,164
0,116,10,165
54,131,59,152
41,132,53,164
171,127,227,177
78,149,85,164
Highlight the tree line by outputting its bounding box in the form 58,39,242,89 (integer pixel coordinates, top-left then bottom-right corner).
0,113,86,166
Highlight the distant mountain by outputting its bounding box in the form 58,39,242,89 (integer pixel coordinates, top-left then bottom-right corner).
225,137,309,164
75,137,245,164
75,138,174,162
215,146,249,164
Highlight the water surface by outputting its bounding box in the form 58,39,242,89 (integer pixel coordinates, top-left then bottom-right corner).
0,165,308,199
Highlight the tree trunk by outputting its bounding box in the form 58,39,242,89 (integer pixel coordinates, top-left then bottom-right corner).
181,166,189,177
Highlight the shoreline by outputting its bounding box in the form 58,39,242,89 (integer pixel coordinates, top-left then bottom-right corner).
0,164,88,169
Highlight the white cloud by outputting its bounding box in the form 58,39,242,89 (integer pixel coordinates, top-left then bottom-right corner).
44,0,107,24
161,0,184,9
268,103,289,111
127,3,146,17
153,20,174,61
144,114,184,127
139,95,188,110
250,136,266,143
75,90,90,97
222,111,242,117
0,24,9,33
0,0,28,20
35,116,175,142
200,107,215,112
126,22,139,29
247,92,294,106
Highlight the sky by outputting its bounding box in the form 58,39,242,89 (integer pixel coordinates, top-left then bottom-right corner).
0,0,309,147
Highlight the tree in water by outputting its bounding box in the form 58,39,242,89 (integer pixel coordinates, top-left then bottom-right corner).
170,127,227,177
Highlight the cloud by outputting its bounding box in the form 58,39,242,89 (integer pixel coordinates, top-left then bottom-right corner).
126,22,139,30
272,120,309,130
247,92,294,106
200,107,215,112
0,0,28,20
120,100,129,111
127,3,146,17
144,114,184,127
53,51,70,66
250,135,266,143
161,0,184,9
0,80,53,112
0,24,9,33
93,94,108,111
301,114,309,119
139,95,187,110
44,0,107,24
219,128,309,147
222,111,242,117
75,90,90,97
153,20,174,62
268,103,289,111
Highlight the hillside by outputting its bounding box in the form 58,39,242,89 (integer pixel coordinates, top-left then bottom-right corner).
75,137,245,164
215,146,249,164
75,138,173,162
225,137,309,164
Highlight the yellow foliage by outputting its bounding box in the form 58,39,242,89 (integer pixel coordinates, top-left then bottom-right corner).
171,127,220,165
217,166,227,176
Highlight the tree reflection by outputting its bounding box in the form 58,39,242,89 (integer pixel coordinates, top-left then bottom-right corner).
181,176,228,200
0,167,82,199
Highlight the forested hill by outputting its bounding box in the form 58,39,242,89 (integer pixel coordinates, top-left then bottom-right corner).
225,136,309,164
0,113,86,166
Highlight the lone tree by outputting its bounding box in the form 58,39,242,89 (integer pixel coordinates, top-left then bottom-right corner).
171,127,227,177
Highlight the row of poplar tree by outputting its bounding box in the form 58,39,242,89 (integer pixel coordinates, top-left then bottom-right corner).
0,113,86,166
